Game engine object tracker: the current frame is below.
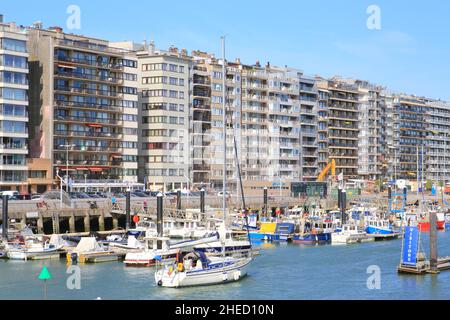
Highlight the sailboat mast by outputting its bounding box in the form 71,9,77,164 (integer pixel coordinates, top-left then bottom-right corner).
222,36,227,223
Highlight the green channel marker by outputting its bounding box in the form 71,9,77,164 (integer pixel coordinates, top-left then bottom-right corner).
38,266,52,280
38,266,52,300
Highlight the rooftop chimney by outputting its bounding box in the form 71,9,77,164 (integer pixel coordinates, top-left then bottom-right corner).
149,40,155,55
0,14,3,23
33,21,43,29
236,57,241,64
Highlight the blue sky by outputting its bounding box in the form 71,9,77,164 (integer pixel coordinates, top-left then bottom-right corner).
2,0,449,99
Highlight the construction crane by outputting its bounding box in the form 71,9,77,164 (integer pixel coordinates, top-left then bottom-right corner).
317,159,336,182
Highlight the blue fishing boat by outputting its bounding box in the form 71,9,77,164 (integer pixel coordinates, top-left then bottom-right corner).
365,218,395,235
292,220,333,244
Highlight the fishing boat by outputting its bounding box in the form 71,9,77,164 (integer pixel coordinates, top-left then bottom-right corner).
417,212,446,232
365,217,395,235
332,222,368,244
292,219,333,244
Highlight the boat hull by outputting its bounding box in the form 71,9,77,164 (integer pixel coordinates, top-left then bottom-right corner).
365,226,394,235
292,233,331,244
156,258,252,288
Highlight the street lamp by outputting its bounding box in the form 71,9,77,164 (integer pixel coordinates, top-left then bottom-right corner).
387,145,397,187
59,144,75,192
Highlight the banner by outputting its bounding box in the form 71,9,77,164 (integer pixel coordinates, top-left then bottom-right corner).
401,226,419,266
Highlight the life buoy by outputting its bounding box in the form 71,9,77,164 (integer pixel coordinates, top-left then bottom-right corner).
133,216,140,223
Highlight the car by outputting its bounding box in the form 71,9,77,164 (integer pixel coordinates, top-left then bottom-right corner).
217,191,232,197
114,193,126,199
132,191,148,198
31,194,43,201
88,194,101,199
77,193,91,199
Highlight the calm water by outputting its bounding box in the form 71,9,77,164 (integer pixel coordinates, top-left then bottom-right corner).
1,231,450,300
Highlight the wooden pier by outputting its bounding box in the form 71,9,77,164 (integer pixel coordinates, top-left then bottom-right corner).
397,256,450,275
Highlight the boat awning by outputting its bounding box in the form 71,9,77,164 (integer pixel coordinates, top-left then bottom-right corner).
75,167,89,171
87,124,103,128
56,167,76,171
89,167,104,172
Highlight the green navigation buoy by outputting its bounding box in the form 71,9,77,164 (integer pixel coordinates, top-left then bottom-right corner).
38,266,52,300
38,266,52,280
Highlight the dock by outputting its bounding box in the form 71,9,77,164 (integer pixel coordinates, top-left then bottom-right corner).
368,233,401,241
397,256,450,275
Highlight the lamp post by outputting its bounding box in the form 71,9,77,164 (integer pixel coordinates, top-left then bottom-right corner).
60,144,75,193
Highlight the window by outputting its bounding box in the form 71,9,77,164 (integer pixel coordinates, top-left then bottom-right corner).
179,91,185,99
169,117,178,124
179,117,185,125
0,71,28,85
142,76,167,84
1,120,27,133
0,88,27,101
2,55,27,69
179,79,185,86
142,63,167,71
169,64,178,72
142,89,167,97
119,87,137,95
169,90,178,98
120,59,137,68
119,100,137,108
1,38,27,53
29,170,47,179
179,104,185,112
169,77,178,85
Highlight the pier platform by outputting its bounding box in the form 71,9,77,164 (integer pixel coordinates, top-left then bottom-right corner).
397,257,450,275
368,233,400,241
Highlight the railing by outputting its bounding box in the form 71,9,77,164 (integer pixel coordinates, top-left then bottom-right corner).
55,86,121,98
56,71,122,84
54,130,122,139
54,115,122,125
55,100,123,112
55,55,123,69
56,39,128,55
54,145,122,152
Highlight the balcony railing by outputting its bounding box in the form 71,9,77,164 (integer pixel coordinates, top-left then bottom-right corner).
56,71,123,84
54,115,123,125
54,130,122,139
55,55,124,70
55,100,123,112
55,86,121,98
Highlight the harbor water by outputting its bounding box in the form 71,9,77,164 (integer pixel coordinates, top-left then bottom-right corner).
1,231,450,300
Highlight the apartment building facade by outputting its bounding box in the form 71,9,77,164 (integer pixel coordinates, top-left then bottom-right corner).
425,99,450,183
0,21,29,192
394,95,429,180
131,45,191,192
27,27,139,190
317,78,360,179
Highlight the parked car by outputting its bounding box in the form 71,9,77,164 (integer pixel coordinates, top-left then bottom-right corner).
132,191,148,198
217,191,232,197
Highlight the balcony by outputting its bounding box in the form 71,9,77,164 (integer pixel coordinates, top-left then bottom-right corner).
56,71,123,84
54,86,122,99
56,39,127,56
54,115,123,126
55,100,123,112
54,130,122,139
54,145,122,153
54,55,123,70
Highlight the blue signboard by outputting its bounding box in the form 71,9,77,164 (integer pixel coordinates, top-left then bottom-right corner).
402,226,419,266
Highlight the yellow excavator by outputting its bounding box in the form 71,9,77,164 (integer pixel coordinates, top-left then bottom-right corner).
317,159,336,182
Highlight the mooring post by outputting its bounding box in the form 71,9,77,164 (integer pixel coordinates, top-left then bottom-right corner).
2,195,8,240
341,189,347,225
69,213,75,233
176,190,182,211
429,210,438,273
98,210,105,232
263,187,268,218
337,187,342,223
84,211,90,233
157,193,163,236
200,188,205,214
125,190,131,231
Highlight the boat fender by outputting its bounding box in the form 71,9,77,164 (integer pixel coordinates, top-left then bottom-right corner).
157,280,162,286
177,263,184,272
234,271,241,281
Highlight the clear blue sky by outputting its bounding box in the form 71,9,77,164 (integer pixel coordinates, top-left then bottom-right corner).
2,0,449,100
